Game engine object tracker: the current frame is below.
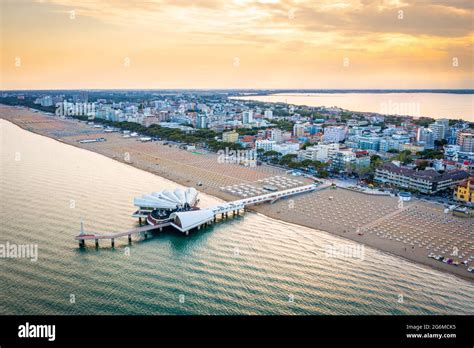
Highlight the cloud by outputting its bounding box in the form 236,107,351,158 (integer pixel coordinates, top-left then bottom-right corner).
37,0,472,43
2,0,470,89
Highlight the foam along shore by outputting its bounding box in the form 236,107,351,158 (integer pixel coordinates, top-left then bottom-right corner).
1,105,473,282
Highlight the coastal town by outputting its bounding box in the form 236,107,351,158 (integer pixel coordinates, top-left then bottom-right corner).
2,0,474,343
2,90,473,204
1,89,473,281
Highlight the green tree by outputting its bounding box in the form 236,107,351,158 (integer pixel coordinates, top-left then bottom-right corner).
270,120,294,132
355,166,372,178
412,117,435,127
370,155,383,168
395,150,413,165
316,169,329,178
263,150,281,158
279,153,297,166
415,160,429,170
416,149,443,159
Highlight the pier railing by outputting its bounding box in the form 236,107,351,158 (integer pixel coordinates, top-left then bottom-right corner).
75,184,320,247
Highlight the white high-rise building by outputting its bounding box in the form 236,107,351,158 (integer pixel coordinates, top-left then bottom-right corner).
293,123,305,137
264,110,273,119
196,114,208,129
417,127,434,149
436,118,449,128
429,122,446,141
270,128,283,143
323,126,347,143
242,111,254,124
255,139,275,152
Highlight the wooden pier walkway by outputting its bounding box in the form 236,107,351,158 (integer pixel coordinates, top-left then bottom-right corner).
75,221,170,247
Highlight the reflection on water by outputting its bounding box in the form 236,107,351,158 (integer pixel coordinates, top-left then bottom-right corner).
1,119,474,315
233,93,474,121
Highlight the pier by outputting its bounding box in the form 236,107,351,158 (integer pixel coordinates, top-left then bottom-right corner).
75,183,321,247
75,221,170,248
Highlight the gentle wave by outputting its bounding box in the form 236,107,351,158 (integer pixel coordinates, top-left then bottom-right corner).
1,119,474,315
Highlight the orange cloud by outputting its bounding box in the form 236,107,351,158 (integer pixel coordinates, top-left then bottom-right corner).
1,0,472,89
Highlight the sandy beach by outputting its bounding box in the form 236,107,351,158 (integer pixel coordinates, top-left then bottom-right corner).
1,105,473,282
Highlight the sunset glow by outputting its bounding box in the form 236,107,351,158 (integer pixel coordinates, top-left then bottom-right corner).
1,0,473,89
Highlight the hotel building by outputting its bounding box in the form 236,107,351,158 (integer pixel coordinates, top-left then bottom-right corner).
298,143,340,162
323,126,347,143
456,130,474,152
330,149,357,172
375,162,470,194
255,139,275,152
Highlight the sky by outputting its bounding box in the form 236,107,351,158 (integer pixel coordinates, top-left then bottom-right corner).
1,0,473,90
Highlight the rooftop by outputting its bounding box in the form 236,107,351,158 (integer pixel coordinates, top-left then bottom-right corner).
378,162,470,183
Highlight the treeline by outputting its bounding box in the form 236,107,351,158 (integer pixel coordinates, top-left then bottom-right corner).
269,119,295,132
259,150,330,177
73,116,220,145
0,97,56,113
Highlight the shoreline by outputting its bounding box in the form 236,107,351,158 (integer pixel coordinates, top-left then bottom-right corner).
231,92,474,122
1,105,473,283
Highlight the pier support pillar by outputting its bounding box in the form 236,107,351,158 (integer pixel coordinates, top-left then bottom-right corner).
95,239,99,248
237,209,240,216
214,216,216,223
128,235,132,243
221,213,224,219
185,231,189,236
198,225,201,230
139,217,142,225
225,212,228,219
144,232,148,239
159,227,163,232
111,238,115,248
79,240,85,248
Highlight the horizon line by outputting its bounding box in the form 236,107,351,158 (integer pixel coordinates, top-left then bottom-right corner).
2,88,474,93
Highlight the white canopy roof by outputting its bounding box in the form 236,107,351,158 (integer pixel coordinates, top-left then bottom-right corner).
170,209,214,232
134,187,198,210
